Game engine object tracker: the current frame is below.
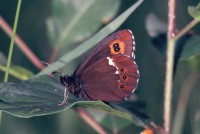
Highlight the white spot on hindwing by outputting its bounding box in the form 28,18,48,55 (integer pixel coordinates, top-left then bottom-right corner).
107,57,119,74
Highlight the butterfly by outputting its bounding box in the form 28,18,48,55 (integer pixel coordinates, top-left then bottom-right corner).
50,29,140,105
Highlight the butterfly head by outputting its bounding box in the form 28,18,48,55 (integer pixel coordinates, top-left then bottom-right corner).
41,61,70,87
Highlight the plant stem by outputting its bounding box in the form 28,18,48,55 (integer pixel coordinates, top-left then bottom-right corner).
164,0,176,133
1,10,107,134
168,0,176,39
1,0,22,128
48,47,59,63
4,0,22,82
0,16,45,70
164,40,175,134
76,108,107,134
174,19,199,41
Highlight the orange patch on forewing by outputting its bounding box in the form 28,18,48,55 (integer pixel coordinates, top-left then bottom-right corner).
109,40,125,55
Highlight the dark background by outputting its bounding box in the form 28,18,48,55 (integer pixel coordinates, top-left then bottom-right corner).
0,0,200,133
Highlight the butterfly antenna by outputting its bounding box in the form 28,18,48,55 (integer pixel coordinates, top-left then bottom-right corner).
41,61,65,77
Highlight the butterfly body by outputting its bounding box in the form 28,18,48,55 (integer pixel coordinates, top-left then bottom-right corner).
60,29,140,102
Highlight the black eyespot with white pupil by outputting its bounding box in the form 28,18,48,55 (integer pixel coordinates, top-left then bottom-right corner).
113,43,120,52
123,76,127,80
120,85,124,89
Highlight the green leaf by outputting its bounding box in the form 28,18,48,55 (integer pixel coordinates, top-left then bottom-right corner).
180,35,200,71
180,35,200,60
188,3,200,20
39,0,144,76
87,100,150,128
0,65,34,80
10,66,34,80
0,75,132,120
87,110,133,130
111,102,150,127
0,52,33,80
47,0,120,47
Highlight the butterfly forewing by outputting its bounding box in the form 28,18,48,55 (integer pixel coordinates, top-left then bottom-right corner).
75,30,135,75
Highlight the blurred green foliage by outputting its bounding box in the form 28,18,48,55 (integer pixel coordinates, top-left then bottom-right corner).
0,0,200,134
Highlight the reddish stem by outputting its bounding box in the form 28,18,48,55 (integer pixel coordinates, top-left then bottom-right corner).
168,0,176,38
0,16,107,134
76,108,107,134
164,0,176,133
0,16,44,70
174,19,199,41
48,47,59,63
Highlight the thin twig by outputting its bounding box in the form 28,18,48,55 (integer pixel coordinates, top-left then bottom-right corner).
76,108,107,134
4,0,22,82
48,47,59,64
174,19,199,41
164,0,176,133
1,0,22,128
0,16,107,134
168,0,176,38
0,16,45,70
1,16,108,134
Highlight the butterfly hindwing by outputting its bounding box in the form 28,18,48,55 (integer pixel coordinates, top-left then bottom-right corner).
79,55,139,102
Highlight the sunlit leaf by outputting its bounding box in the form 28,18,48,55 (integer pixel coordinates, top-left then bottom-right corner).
188,3,200,20
0,75,132,121
39,0,144,75
180,35,200,60
47,0,120,47
0,65,34,80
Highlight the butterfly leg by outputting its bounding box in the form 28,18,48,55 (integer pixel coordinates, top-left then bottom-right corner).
58,87,68,106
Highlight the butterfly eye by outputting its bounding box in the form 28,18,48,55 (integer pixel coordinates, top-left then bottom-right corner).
120,84,125,89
